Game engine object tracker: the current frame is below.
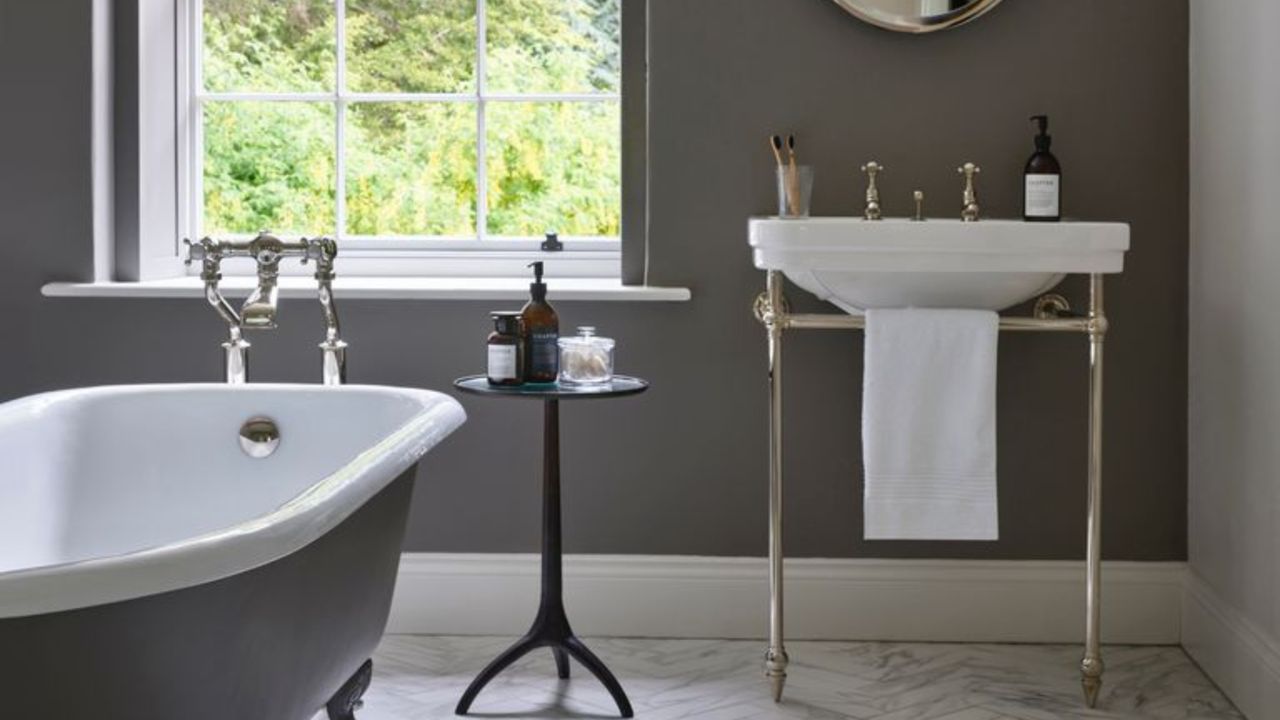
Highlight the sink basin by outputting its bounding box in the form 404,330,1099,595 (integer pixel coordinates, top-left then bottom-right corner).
749,218,1129,313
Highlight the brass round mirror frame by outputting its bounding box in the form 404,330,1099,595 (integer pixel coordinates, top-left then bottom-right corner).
831,0,1005,34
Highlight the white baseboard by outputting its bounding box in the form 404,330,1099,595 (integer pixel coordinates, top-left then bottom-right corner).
1183,572,1280,720
386,554,1185,645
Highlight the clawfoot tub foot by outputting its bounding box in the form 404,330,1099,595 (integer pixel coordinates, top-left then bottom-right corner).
327,659,373,720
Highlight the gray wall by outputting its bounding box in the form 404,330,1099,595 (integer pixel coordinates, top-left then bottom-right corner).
0,0,1188,560
1187,0,1280,716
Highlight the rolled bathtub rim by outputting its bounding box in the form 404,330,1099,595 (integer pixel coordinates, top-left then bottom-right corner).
0,383,466,620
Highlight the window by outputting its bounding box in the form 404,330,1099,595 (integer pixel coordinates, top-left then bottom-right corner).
181,0,623,277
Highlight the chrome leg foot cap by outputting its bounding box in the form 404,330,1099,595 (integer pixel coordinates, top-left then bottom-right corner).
764,648,789,702
1080,655,1104,708
769,674,786,703
1082,676,1102,708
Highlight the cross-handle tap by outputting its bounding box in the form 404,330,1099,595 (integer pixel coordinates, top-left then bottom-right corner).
958,162,981,222
185,236,222,281
860,161,884,220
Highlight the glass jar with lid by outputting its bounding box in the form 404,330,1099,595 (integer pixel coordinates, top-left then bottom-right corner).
557,326,615,386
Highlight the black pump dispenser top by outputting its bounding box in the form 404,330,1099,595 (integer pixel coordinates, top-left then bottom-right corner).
1031,115,1052,151
528,261,547,301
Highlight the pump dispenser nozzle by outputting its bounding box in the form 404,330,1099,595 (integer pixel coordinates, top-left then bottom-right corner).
527,261,547,301
1030,115,1051,150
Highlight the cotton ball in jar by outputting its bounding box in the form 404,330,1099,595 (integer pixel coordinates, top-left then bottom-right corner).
557,327,615,385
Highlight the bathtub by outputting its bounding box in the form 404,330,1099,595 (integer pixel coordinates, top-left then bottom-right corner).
0,383,465,720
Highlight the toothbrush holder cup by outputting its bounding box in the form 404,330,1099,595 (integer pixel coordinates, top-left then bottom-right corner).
776,165,814,218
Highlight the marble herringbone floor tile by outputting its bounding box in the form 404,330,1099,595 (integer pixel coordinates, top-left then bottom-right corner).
341,636,1241,720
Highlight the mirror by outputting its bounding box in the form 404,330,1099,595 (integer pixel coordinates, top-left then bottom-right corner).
831,0,1004,34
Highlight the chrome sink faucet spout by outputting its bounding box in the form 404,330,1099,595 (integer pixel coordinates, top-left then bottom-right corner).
958,162,981,222
860,161,884,221
184,231,346,385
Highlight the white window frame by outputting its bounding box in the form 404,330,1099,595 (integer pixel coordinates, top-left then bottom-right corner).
173,0,622,279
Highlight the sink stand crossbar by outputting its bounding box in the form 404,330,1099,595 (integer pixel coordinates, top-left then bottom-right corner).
753,270,1108,709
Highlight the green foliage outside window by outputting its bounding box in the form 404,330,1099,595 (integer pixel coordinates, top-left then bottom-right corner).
201,0,621,239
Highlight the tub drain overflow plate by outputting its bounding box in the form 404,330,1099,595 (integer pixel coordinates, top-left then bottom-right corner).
239,417,281,458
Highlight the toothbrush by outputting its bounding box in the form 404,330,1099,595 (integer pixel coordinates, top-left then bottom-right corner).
785,135,801,216
770,135,786,168
770,134,798,216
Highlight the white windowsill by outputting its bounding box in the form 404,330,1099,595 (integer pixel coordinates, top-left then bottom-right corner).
41,276,692,302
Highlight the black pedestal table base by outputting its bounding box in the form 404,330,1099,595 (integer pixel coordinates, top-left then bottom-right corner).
452,377,649,718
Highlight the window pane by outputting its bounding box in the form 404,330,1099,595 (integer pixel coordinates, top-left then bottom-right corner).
202,102,336,236
486,102,620,237
203,0,335,93
345,0,477,94
487,0,620,94
346,103,477,236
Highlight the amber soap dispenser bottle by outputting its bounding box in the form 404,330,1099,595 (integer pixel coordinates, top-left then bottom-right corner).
1024,114,1062,222
521,261,560,383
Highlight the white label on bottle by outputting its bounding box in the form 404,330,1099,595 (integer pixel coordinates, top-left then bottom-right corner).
1025,174,1060,217
487,345,518,380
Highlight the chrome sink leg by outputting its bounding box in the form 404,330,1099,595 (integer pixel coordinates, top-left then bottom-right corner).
758,270,789,702
1081,273,1107,707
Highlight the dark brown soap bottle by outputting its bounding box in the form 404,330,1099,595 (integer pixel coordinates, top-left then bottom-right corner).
1024,115,1062,222
487,312,524,386
520,262,559,383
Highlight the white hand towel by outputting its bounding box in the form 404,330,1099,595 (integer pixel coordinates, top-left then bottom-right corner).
862,308,999,541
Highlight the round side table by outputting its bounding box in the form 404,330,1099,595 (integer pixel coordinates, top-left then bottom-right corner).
452,375,649,718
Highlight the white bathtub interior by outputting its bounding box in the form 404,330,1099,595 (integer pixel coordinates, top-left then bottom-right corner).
0,385,438,575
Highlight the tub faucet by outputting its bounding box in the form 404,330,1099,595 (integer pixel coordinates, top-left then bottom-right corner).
184,232,347,385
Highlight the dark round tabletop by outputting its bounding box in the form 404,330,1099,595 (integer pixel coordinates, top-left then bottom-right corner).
454,375,648,400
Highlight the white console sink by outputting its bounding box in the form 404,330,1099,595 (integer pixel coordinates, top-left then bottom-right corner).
749,218,1129,313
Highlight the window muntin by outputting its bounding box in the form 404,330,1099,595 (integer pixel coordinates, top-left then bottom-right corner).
192,0,621,254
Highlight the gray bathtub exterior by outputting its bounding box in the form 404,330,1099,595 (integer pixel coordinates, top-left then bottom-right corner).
0,467,416,720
